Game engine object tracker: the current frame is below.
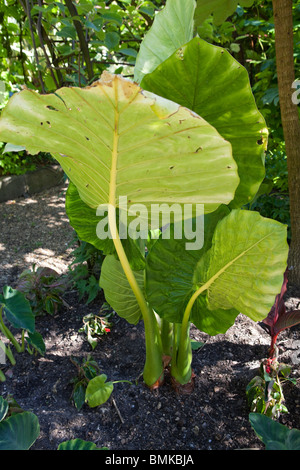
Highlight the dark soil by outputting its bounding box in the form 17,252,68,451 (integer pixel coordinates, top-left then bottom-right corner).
1,183,300,451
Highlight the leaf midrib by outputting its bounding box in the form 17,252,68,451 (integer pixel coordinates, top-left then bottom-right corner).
197,229,275,298
109,77,119,208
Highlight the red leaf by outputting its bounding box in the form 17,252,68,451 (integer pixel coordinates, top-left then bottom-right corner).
273,309,300,335
262,268,288,332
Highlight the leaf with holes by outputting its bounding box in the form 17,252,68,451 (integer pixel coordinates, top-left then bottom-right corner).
0,72,239,223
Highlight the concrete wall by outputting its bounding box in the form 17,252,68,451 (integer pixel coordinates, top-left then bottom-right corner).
0,165,65,203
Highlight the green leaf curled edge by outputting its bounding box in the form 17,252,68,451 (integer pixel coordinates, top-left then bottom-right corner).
134,0,196,83
85,374,114,408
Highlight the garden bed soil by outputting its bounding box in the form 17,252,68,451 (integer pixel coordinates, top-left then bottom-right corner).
0,183,300,451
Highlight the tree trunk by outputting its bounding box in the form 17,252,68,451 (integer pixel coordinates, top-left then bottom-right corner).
273,0,300,285
64,0,94,83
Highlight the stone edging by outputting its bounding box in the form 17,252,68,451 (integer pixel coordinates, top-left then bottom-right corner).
0,165,65,203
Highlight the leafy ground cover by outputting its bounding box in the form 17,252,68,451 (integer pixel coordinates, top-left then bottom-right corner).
0,182,299,450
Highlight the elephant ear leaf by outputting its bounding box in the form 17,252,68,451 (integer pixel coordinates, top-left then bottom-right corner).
146,209,288,335
145,205,231,330
0,72,239,222
141,37,267,208
195,210,289,324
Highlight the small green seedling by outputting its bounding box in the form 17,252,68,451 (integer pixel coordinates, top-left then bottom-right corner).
70,355,132,409
79,303,113,350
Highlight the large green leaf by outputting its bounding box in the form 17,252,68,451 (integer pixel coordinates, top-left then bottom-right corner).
147,209,288,335
134,0,196,83
0,411,40,450
194,0,255,26
196,210,289,322
0,286,34,333
0,72,239,222
145,206,234,334
100,255,144,325
141,37,267,208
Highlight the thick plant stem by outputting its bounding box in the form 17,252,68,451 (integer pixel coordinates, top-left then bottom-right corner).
171,323,192,385
108,206,163,387
171,284,209,385
108,81,163,388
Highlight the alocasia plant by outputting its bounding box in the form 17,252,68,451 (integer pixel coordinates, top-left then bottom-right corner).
0,0,289,391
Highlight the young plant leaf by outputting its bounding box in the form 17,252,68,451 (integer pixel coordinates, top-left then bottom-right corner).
134,0,196,83
100,255,144,325
85,374,114,407
141,37,267,208
0,286,35,333
0,72,239,221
